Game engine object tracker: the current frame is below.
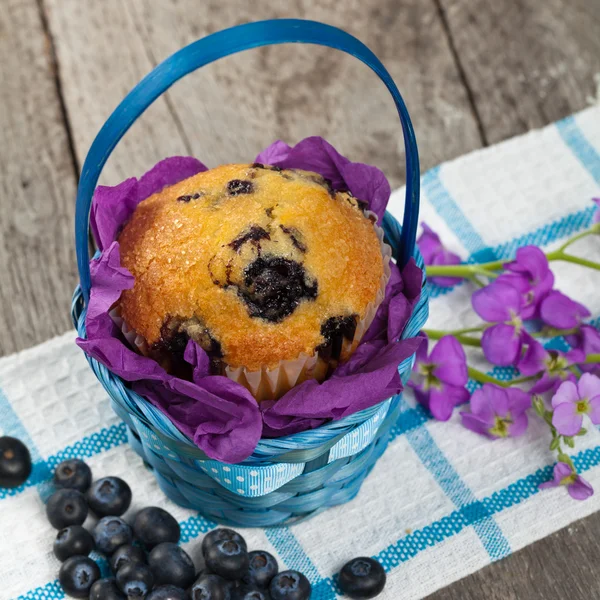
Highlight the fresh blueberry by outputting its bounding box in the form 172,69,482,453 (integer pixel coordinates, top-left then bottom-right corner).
93,516,133,555
148,542,196,588
46,489,88,529
110,543,146,573
90,578,125,600
0,436,32,488
269,571,311,600
338,557,386,599
202,528,247,556
246,550,278,588
205,539,249,581
116,563,155,598
146,584,187,600
54,459,92,493
189,574,230,600
53,525,95,562
87,477,132,517
133,506,180,548
58,555,101,598
236,585,271,600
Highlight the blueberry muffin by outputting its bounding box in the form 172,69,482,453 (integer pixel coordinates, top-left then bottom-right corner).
117,163,388,398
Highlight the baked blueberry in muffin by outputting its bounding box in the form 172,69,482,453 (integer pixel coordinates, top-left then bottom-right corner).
117,163,387,398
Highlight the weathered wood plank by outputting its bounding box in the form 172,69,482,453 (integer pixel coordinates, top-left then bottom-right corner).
43,0,194,186
128,0,484,188
429,515,599,599
0,0,78,356
47,0,482,190
437,0,600,144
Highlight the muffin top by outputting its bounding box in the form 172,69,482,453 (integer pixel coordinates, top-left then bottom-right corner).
118,163,385,371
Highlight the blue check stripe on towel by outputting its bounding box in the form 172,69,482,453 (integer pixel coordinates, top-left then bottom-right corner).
6,108,600,599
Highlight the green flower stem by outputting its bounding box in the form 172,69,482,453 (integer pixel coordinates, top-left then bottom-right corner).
447,325,487,335
467,367,541,388
507,375,540,385
585,353,600,364
467,367,510,387
425,264,503,278
425,226,600,278
423,329,481,347
530,327,580,339
546,251,600,271
555,229,597,253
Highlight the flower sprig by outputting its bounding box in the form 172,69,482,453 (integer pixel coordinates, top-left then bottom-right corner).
411,197,600,500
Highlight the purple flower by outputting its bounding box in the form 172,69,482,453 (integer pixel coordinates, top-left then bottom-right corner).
566,325,600,374
409,335,469,421
496,246,554,319
518,337,583,395
472,282,528,366
551,373,600,436
460,383,531,439
417,223,462,287
539,462,594,500
540,290,591,330
593,197,600,224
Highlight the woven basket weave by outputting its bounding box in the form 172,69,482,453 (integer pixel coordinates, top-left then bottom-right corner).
72,19,429,527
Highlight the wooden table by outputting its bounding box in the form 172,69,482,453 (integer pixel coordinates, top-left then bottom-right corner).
2,1,599,597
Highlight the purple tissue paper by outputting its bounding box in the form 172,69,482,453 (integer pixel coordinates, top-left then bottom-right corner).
77,138,423,463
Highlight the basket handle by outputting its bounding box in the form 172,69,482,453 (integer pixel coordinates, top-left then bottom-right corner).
75,19,420,301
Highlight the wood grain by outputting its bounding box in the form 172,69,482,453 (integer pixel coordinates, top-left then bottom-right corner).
4,0,600,598
43,0,194,187
437,0,600,144
0,0,78,356
45,0,482,189
429,515,599,599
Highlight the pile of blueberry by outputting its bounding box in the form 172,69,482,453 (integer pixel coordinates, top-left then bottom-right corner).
0,443,387,599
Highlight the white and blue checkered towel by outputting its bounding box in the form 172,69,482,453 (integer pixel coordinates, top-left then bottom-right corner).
2,105,600,599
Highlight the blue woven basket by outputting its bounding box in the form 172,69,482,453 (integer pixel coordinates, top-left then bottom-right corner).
72,19,429,527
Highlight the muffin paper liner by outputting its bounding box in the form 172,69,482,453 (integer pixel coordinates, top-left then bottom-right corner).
77,138,423,462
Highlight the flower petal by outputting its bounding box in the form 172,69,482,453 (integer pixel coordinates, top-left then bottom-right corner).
430,336,468,386
565,348,586,365
511,245,550,282
577,372,600,401
552,402,583,436
445,384,471,406
551,380,579,407
539,480,559,490
469,387,495,424
482,383,511,417
530,372,557,395
517,337,548,376
496,272,531,294
507,388,532,416
460,412,493,437
412,385,431,413
429,248,463,287
580,325,600,355
481,324,522,366
568,476,594,500
417,222,443,264
540,290,591,329
554,462,574,480
508,413,529,437
588,396,600,425
428,389,457,421
472,282,522,323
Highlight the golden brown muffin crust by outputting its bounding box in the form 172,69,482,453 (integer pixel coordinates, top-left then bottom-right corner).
118,163,384,371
